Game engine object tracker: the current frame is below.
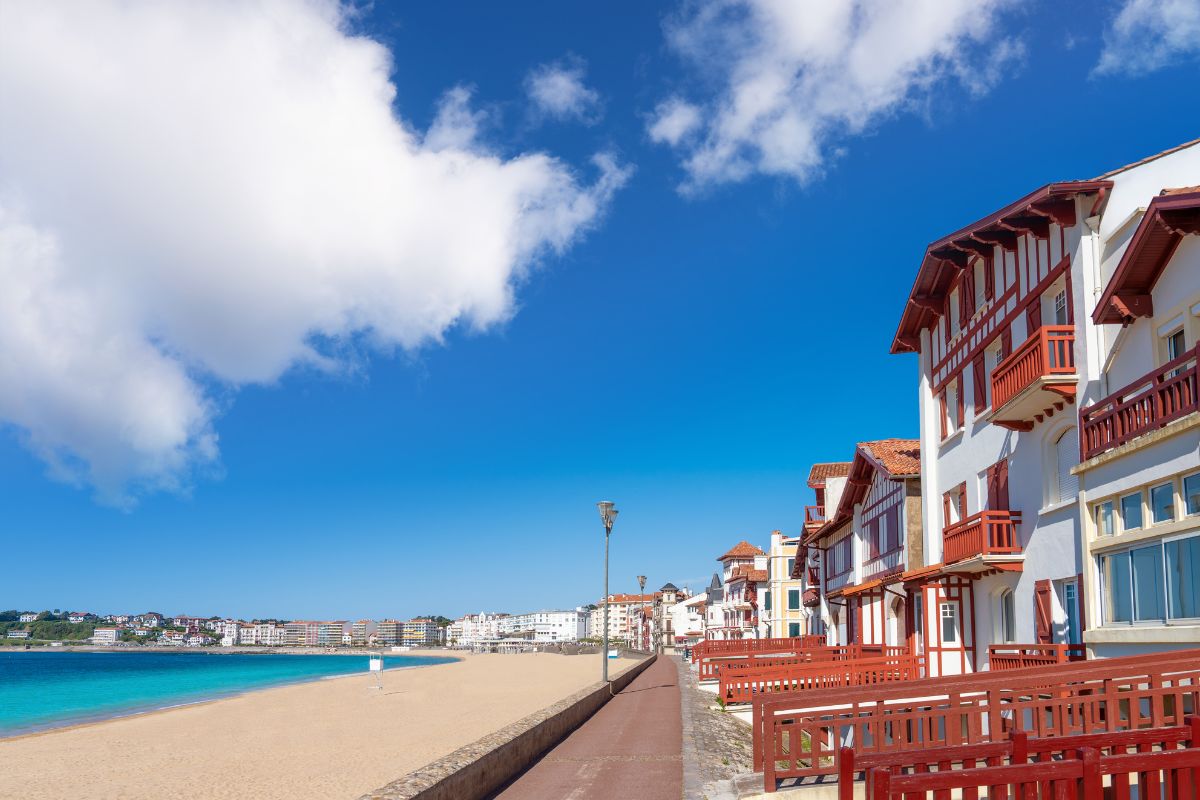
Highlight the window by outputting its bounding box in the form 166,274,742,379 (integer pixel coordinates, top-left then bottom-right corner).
787,589,800,610
1166,328,1186,361
1151,482,1175,524
1121,492,1143,531
1186,474,1200,516
1166,535,1200,619
940,603,958,643
786,557,795,576
1103,551,1133,623
1053,289,1068,325
946,379,960,433
974,261,986,310
949,290,961,338
788,622,802,637
1095,501,1114,536
1054,429,1079,503
764,591,772,612
999,590,1015,643
1132,545,1165,621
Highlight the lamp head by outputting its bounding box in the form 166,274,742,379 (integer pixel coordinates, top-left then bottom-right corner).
597,501,618,531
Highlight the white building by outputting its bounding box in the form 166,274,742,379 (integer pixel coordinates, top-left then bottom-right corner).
91,627,120,645
890,139,1200,674
18,613,37,623
501,609,590,642
6,630,31,639
707,541,767,640
1075,172,1200,657
668,592,706,652
450,612,509,645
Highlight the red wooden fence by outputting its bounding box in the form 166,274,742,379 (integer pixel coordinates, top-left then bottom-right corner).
988,642,1086,670
1080,343,1199,460
691,634,825,663
841,719,1200,800
720,653,920,705
697,643,889,681
753,649,1200,792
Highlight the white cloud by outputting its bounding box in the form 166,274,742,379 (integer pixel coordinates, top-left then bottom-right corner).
525,58,603,124
651,0,1024,190
0,0,630,505
647,97,703,146
1095,0,1200,76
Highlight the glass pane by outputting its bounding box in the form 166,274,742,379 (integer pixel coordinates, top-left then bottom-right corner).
1131,545,1165,621
1121,493,1143,531
1185,474,1200,516
788,590,800,610
1151,483,1175,524
788,623,801,637
1001,592,1015,642
1166,536,1200,619
1105,552,1132,623
941,604,957,643
1063,583,1081,645
1096,501,1114,536
764,591,771,611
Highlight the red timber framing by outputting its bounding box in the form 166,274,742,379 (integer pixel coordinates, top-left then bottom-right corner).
891,179,1110,412
905,568,976,677
753,648,1200,792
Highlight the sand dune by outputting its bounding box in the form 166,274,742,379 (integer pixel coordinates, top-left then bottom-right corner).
1,651,635,800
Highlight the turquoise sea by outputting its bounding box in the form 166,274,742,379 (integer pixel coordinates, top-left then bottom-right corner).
0,650,457,737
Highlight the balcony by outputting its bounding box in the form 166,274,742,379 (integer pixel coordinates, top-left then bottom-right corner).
989,325,1077,431
804,505,825,528
942,510,1022,570
1080,344,1198,461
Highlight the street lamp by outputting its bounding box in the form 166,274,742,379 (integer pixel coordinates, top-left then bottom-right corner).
637,575,647,652
597,501,619,682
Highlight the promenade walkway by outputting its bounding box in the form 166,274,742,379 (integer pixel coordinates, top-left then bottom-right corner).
493,655,682,800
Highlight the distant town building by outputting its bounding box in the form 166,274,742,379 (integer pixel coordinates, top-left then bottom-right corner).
402,618,439,647
317,621,346,647
91,627,120,645
376,619,402,646
18,613,37,623
351,620,377,646
6,630,31,640
589,594,654,645
68,612,96,624
501,609,590,642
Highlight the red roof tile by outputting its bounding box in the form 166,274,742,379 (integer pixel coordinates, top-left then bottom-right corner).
806,462,852,487
859,438,921,477
718,540,766,561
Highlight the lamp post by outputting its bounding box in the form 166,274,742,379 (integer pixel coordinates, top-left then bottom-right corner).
637,575,647,651
597,501,619,683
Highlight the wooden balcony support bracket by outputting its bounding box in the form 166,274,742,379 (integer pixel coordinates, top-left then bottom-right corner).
973,227,1019,252
1109,292,1153,322
999,213,1051,239
995,419,1035,432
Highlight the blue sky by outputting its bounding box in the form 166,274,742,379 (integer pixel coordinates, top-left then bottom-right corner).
2,0,1199,620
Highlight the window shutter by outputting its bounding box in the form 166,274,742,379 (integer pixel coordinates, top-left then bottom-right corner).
956,376,964,426
972,354,987,414
1076,573,1086,633
996,459,1009,510
943,493,953,529
957,483,968,519
1056,429,1079,502
960,272,974,325
1001,326,1012,359
1026,302,1041,335
983,257,995,300
1035,580,1053,643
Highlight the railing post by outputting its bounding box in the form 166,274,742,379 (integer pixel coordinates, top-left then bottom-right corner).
1079,746,1101,800
838,746,855,800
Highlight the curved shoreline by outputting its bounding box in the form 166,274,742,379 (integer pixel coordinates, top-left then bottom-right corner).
0,652,460,741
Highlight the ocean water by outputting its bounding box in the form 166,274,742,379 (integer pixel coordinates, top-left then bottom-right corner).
0,650,457,737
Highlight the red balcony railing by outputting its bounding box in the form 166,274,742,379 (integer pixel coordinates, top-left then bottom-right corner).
988,642,1086,670
804,505,825,526
991,325,1075,412
942,509,1021,564
1080,344,1199,460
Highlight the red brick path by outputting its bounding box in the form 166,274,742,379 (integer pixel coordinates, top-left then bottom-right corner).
493,656,683,799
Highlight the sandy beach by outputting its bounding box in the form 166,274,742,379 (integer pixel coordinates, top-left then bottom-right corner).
0,650,638,800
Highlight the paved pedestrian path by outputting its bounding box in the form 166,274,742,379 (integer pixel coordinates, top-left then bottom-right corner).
677,655,758,799
493,655,683,800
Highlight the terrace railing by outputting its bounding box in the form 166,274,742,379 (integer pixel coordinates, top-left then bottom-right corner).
1080,343,1199,460
697,642,884,682
942,510,1021,564
691,634,825,664
720,652,919,705
843,720,1200,800
804,505,825,526
992,325,1076,412
752,648,1200,792
988,642,1086,670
